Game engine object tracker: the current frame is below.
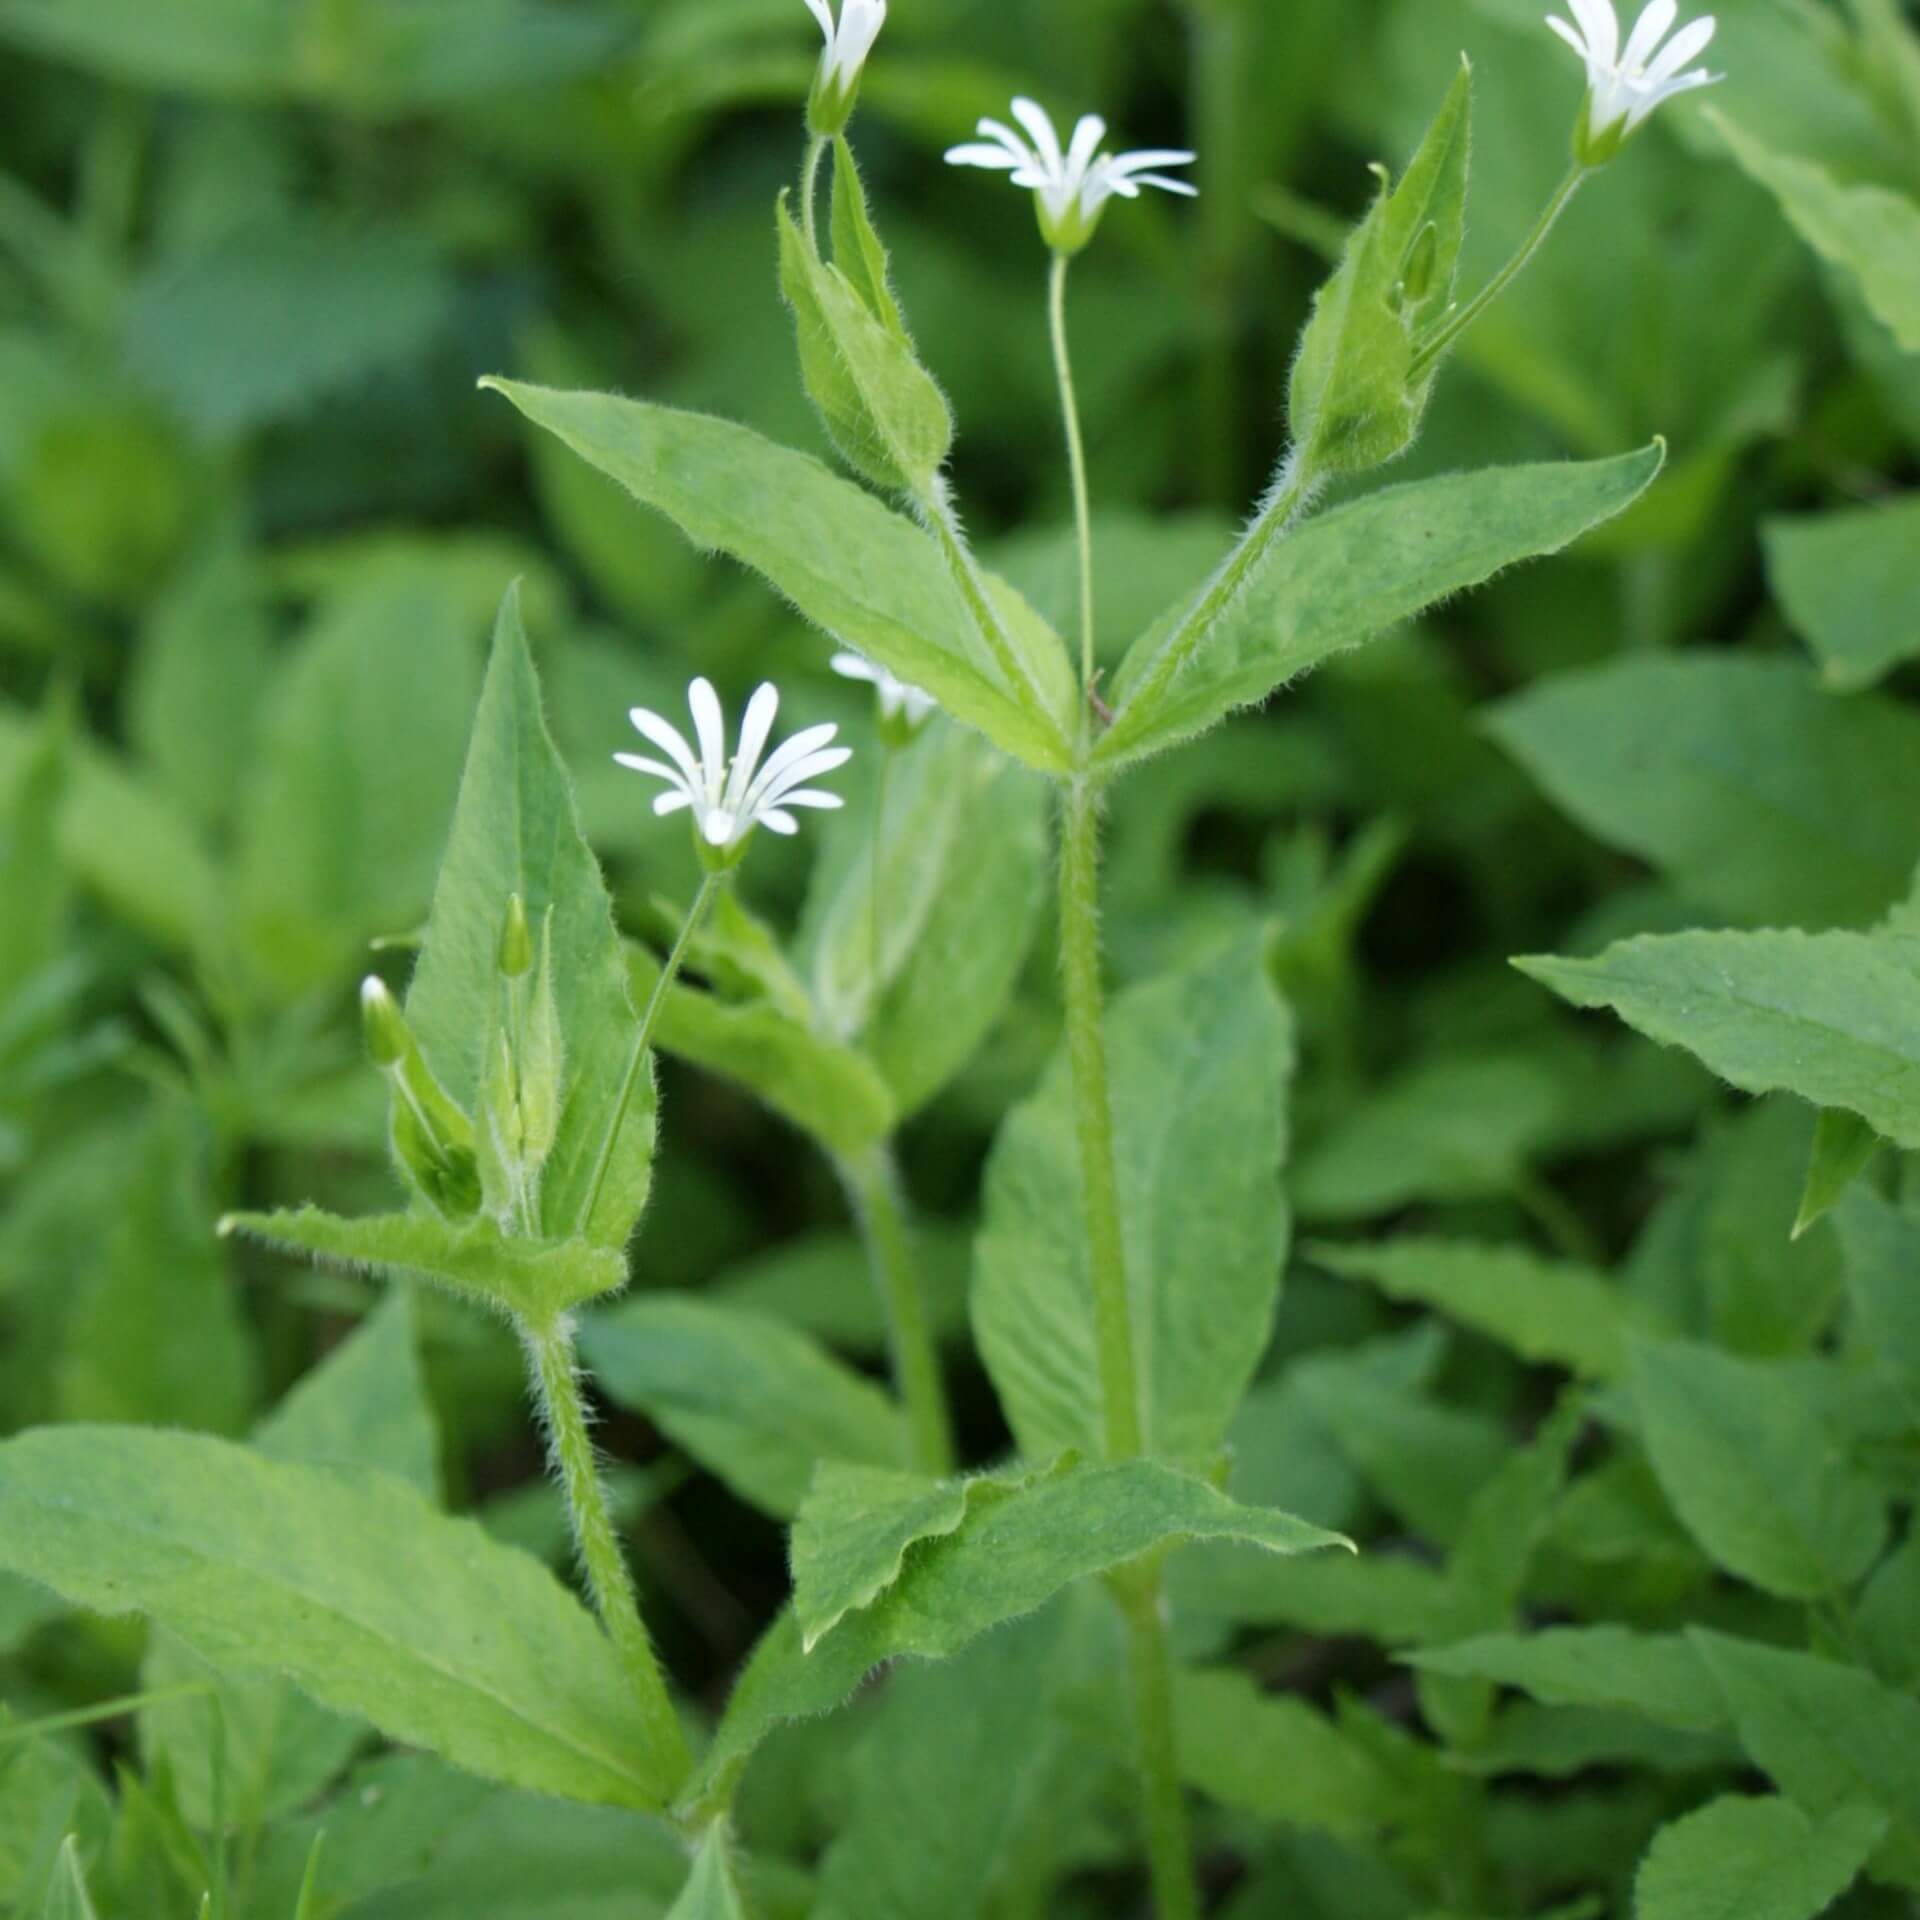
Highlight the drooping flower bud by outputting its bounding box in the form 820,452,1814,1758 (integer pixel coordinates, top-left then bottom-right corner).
360,976,482,1221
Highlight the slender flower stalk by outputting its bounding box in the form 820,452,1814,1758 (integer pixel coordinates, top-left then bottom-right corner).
1047,253,1098,692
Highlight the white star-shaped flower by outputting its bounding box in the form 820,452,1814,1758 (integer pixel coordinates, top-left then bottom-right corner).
946,97,1196,254
618,679,850,862
830,651,936,739
1547,0,1721,160
804,0,886,131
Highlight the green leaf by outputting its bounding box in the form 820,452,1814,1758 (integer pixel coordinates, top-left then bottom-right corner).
1288,60,1472,475
405,587,653,1249
1518,929,1920,1150
582,1296,907,1522
1711,110,1920,352
42,1838,98,1920
1409,1629,1726,1734
634,945,898,1161
1795,1110,1881,1240
800,721,1046,1119
1635,1796,1885,1920
0,1426,674,1809
809,1602,1090,1920
253,1288,439,1499
1834,1190,1920,1410
828,136,905,339
1174,1668,1403,1841
1311,1238,1639,1379
974,939,1292,1465
1491,658,1920,928
1766,498,1920,692
1173,1545,1466,1645
222,1207,626,1322
1626,1337,1887,1601
236,572,480,1000
479,381,1073,773
58,1103,256,1436
685,1459,1347,1814
790,1464,972,1651
665,1827,748,1920
1693,1632,1920,1884
776,194,953,495
1098,444,1661,771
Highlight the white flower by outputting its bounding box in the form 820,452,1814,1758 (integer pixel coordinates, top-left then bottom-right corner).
617,678,850,859
831,651,936,735
804,0,886,130
945,97,1196,253
1547,0,1721,158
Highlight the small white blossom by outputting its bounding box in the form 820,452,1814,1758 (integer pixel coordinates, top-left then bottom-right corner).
946,97,1196,253
831,652,936,737
617,678,849,861
804,0,886,132
1547,0,1721,160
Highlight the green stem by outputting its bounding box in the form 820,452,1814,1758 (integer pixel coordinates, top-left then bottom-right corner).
1114,446,1320,751
526,1316,691,1787
1047,251,1098,690
1116,1564,1202,1920
1058,778,1142,1462
801,134,827,253
576,871,723,1239
1410,163,1587,377
839,1144,956,1476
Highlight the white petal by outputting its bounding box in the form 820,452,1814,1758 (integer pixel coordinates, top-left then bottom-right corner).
1064,113,1108,185
768,788,845,810
614,752,688,788
841,0,885,70
727,682,782,807
1644,12,1715,84
686,678,727,787
1567,0,1620,67
946,142,1025,172
830,652,882,685
1622,0,1676,71
974,117,1034,158
628,707,702,789
742,722,843,809
1133,174,1200,198
652,790,694,817
756,809,801,836
701,806,739,846
1110,148,1196,173
801,0,835,45
756,744,854,809
1010,97,1066,179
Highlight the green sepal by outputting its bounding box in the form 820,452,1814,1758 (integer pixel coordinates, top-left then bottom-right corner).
829,135,906,338
221,1205,628,1324
776,190,954,496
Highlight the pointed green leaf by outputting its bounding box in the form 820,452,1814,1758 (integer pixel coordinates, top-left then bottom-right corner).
1693,1632,1920,1884
666,1826,748,1920
1766,497,1920,692
42,1838,98,1920
222,1207,625,1321
405,587,651,1248
1627,1337,1887,1600
1098,445,1661,771
975,939,1292,1465
1409,1629,1726,1734
0,1426,676,1809
1635,1796,1884,1920
582,1297,907,1522
1518,929,1920,1149
790,1464,973,1652
479,381,1073,773
1795,1110,1881,1239
829,136,905,338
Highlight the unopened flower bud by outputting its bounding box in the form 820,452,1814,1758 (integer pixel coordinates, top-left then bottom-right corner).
360,977,410,1069
499,894,535,980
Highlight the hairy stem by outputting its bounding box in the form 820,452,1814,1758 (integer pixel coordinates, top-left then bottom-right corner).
526,1316,691,1786
1116,1563,1202,1920
1047,251,1098,690
1058,777,1143,1460
577,870,723,1238
801,133,827,253
1410,163,1586,376
1111,447,1320,744
839,1144,956,1475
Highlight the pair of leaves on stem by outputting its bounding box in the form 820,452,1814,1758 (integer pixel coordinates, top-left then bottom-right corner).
228,588,652,1324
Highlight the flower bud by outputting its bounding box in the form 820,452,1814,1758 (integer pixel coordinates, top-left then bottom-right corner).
360,977,409,1068
499,893,535,980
